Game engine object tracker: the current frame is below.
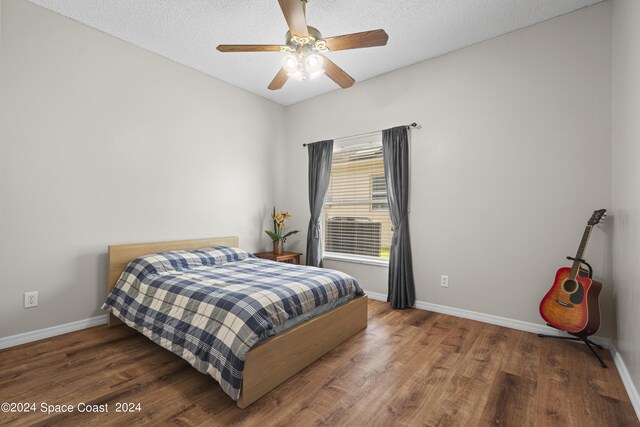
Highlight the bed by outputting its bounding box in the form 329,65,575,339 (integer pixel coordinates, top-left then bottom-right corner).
104,236,368,408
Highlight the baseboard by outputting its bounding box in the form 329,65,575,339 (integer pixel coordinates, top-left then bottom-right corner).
0,315,108,350
365,291,613,346
366,290,640,421
609,342,640,420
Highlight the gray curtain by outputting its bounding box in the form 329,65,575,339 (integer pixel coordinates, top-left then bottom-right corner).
383,126,415,309
306,140,333,267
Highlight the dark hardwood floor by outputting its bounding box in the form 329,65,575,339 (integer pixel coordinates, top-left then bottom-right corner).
0,300,637,426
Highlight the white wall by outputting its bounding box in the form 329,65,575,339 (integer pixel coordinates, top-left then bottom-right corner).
0,0,285,337
612,0,640,404
284,3,614,336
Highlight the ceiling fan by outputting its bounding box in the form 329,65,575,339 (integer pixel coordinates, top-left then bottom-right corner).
216,0,388,91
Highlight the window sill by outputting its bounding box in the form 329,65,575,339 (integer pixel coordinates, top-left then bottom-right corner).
323,253,389,267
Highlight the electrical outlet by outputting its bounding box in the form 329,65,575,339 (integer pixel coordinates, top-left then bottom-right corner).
440,275,449,288
24,291,38,308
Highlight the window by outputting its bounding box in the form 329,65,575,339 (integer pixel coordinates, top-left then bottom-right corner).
324,136,392,263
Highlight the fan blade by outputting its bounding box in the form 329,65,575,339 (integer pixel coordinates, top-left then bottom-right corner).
322,56,355,89
268,68,289,90
278,0,308,37
217,44,286,52
323,29,389,51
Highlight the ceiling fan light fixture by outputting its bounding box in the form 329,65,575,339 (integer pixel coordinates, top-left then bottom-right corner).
305,53,323,72
283,54,300,73
283,51,324,81
309,69,324,80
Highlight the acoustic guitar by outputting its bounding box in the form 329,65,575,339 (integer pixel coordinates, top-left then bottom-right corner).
539,209,606,336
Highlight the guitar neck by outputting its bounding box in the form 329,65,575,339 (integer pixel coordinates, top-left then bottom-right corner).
570,225,593,279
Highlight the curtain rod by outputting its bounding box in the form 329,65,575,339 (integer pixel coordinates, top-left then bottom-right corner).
302,123,419,147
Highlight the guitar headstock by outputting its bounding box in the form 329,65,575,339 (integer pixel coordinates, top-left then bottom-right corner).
588,209,607,226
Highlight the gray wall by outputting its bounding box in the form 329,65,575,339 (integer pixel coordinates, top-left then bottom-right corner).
283,3,614,336
0,0,286,337
612,0,640,405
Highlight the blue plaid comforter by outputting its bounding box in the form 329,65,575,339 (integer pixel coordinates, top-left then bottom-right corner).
102,246,363,401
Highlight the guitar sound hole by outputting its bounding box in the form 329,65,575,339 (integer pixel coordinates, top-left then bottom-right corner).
562,279,578,293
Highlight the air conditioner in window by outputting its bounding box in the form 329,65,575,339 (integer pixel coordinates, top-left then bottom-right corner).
326,217,381,257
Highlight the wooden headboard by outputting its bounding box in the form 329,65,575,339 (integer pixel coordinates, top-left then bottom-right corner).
107,236,238,325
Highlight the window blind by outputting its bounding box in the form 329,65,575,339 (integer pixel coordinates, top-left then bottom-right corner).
323,141,392,260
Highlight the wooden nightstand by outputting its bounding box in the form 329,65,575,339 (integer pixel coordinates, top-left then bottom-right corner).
254,251,302,265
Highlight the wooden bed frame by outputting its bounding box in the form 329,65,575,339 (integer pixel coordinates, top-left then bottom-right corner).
107,236,368,408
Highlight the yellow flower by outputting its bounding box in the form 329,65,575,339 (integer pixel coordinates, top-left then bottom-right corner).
284,212,291,219
279,223,285,228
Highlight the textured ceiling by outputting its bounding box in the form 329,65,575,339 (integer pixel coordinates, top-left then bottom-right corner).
28,0,602,106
